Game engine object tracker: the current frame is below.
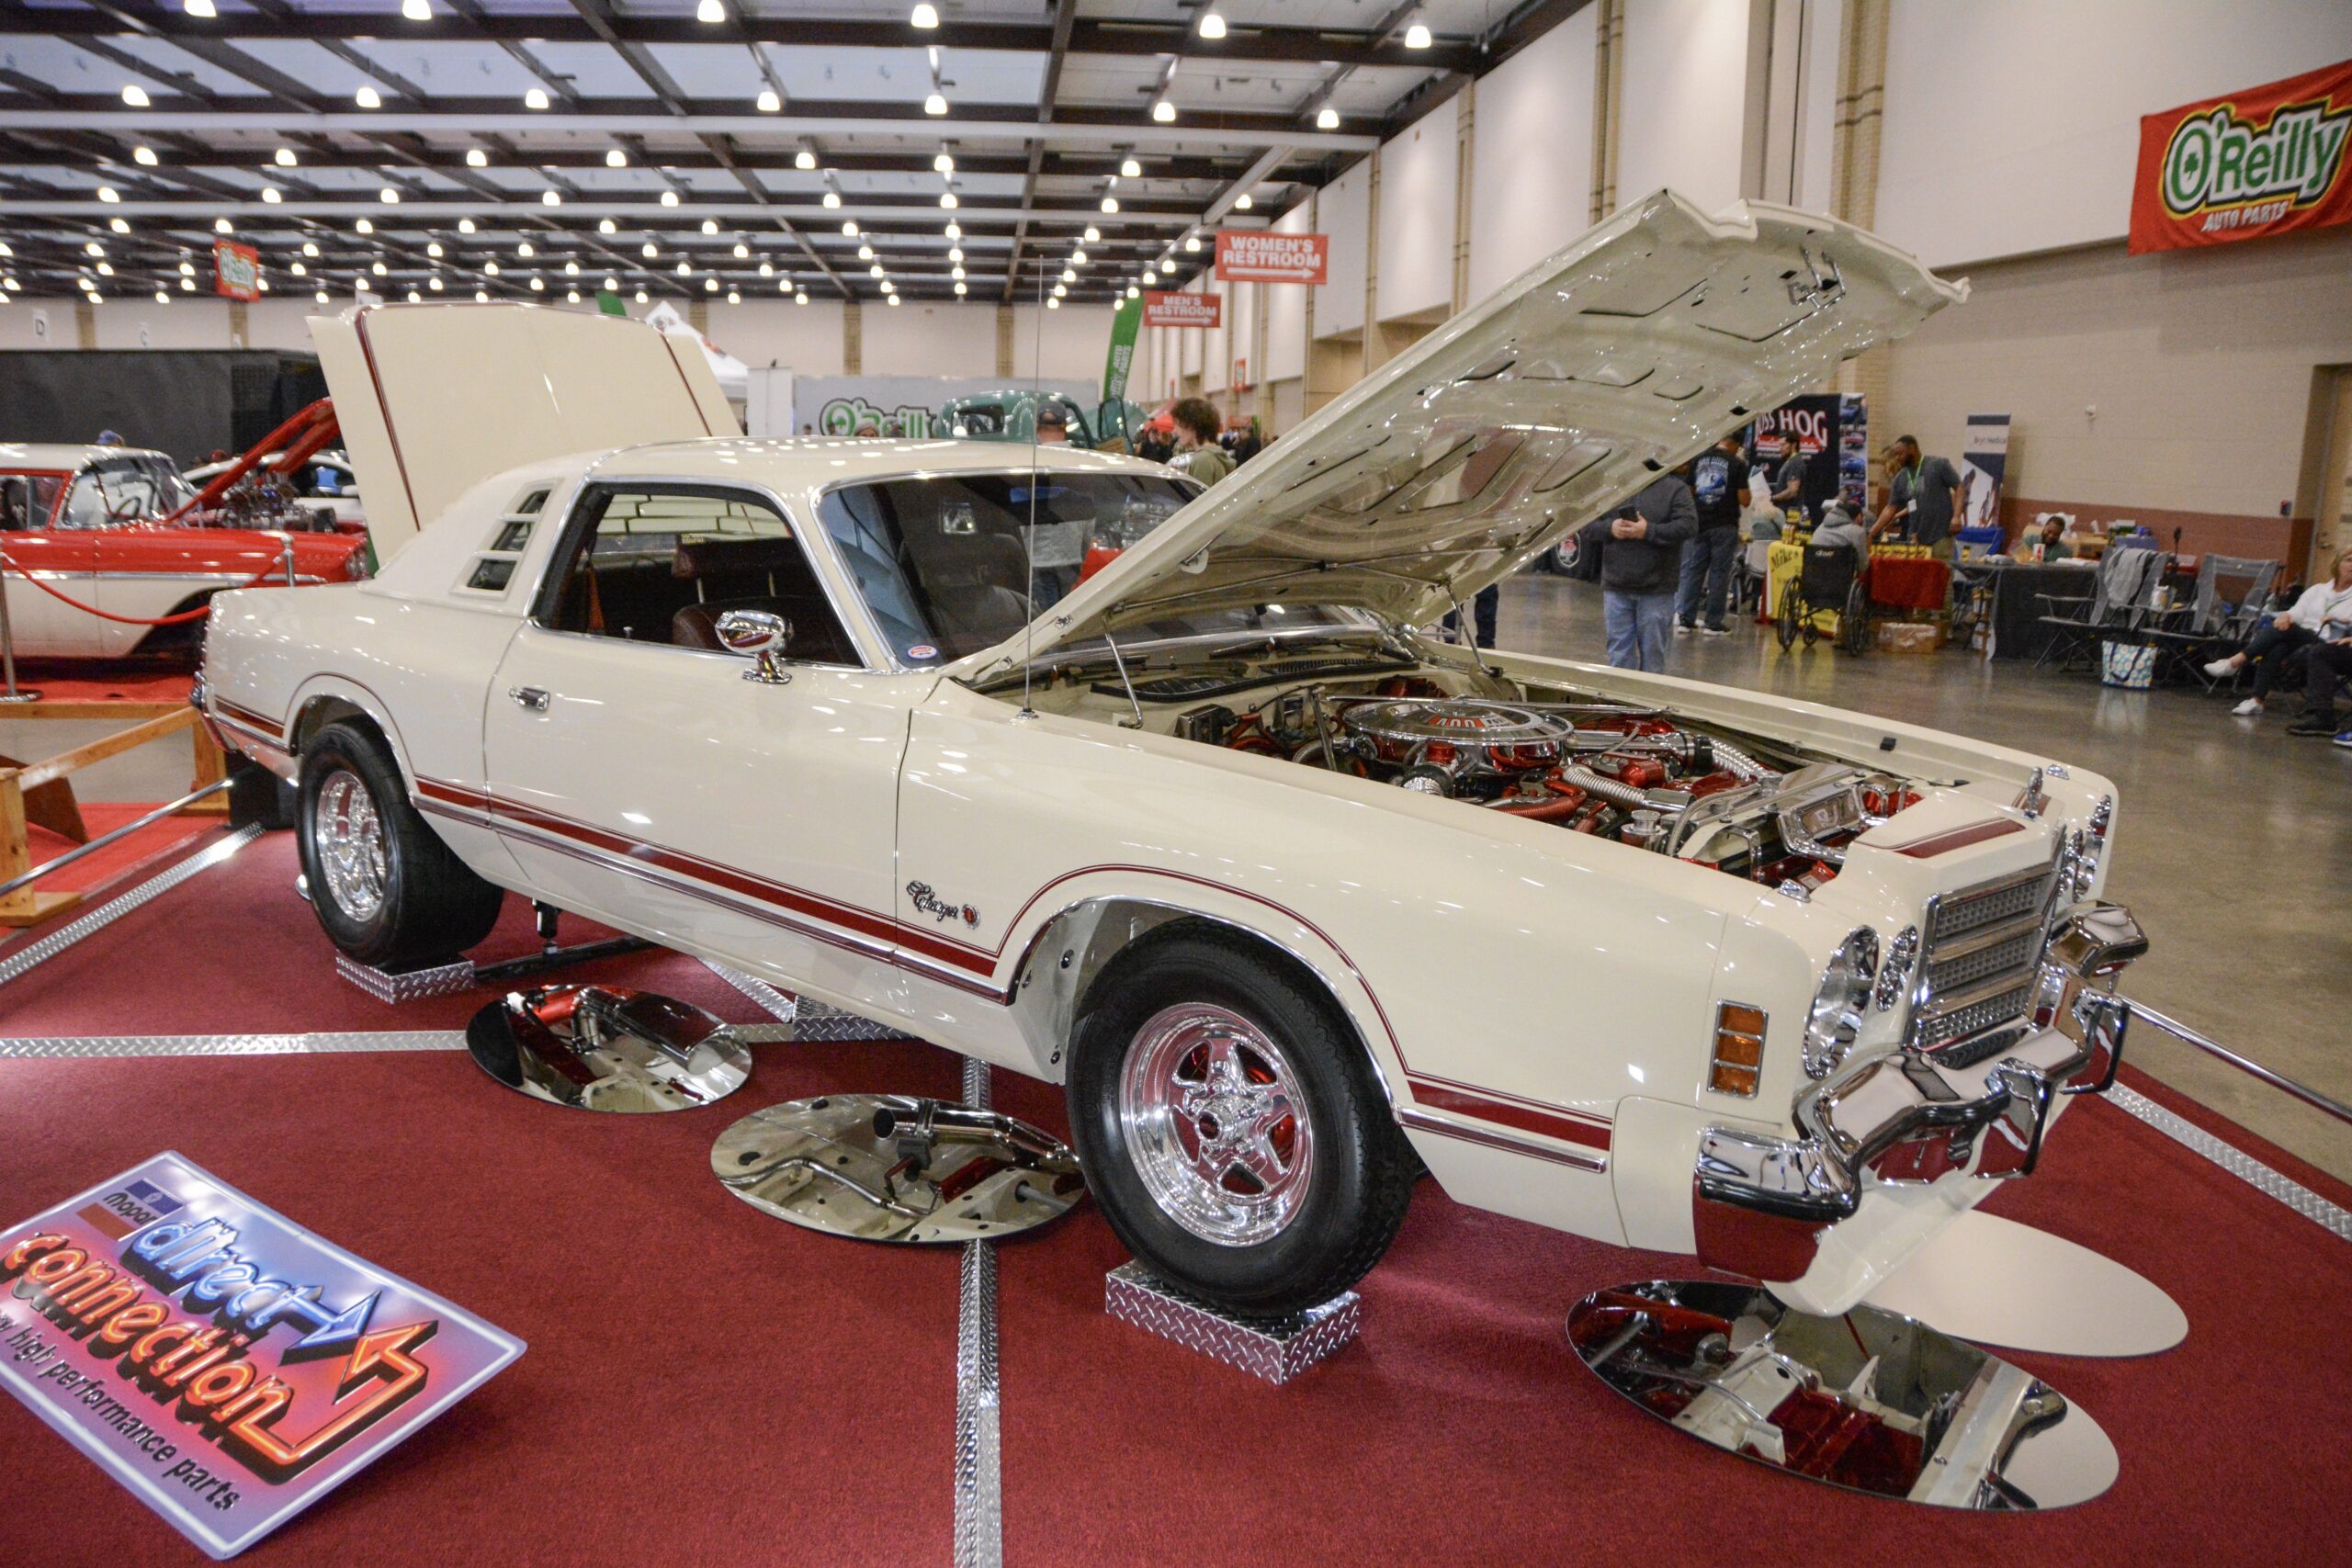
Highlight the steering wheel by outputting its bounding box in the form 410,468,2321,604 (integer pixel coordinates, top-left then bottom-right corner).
106,494,147,525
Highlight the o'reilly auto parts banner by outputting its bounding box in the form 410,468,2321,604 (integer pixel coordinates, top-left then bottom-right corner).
1143,290,1221,328
2130,56,2352,253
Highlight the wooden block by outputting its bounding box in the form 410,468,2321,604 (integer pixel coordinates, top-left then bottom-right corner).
0,888,81,928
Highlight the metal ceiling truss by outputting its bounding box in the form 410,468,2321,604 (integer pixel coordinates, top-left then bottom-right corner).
0,0,1577,303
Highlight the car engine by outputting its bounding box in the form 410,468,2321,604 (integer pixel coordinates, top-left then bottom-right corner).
1166,684,1921,894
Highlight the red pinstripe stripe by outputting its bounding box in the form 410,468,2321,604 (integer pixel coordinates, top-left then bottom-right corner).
1407,1079,1613,1151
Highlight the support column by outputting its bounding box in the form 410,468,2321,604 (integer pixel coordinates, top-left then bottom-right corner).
995,305,1014,378
1453,80,1476,314
74,300,96,348
843,299,863,376
688,299,709,333
1361,149,1387,375
1251,281,1272,430
227,299,249,348
1590,0,1625,222
1830,0,1891,493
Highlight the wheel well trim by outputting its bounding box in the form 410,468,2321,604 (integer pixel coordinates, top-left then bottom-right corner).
287,676,416,785
1005,883,1405,1118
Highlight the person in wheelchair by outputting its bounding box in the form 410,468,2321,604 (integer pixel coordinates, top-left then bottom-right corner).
1778,501,1872,653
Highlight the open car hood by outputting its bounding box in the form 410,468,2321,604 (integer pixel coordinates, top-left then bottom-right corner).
967,192,1964,675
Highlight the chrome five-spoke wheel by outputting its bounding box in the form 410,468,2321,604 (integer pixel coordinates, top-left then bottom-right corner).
1118,1001,1316,1247
311,767,389,921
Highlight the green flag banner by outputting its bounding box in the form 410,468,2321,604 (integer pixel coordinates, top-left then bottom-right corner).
1102,295,1143,407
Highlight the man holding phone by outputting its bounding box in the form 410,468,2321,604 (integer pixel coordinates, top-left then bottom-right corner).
1582,471,1697,671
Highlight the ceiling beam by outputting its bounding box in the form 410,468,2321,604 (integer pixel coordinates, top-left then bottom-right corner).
0,107,1382,153
0,5,1485,73
1002,0,1076,305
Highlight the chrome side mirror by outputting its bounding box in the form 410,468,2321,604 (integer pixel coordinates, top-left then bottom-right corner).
716,608,792,684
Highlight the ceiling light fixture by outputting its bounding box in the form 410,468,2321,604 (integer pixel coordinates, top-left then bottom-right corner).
542,189,560,206
1083,224,1100,243
261,186,281,204
1317,107,1341,131
948,245,963,262
302,242,320,257
940,192,957,209
842,220,859,236
484,260,500,275
944,221,961,239
426,241,443,257
372,260,389,276
402,0,431,19
133,145,158,166
701,218,719,234
96,185,119,203
1235,193,1252,210
356,86,382,108
796,150,818,171
637,289,650,303
1121,157,1142,179
923,93,948,117
122,85,151,107
379,186,400,204
605,149,628,167
598,217,616,234
703,277,717,292
675,260,691,275
524,87,549,110
275,148,297,167
696,0,724,23
953,280,966,296
641,242,658,257
1047,296,1060,310
517,241,535,257
727,289,740,304
1101,196,1119,213
796,291,808,304
1406,21,1433,49
933,152,955,174
869,264,884,278
184,0,215,16
910,4,939,28
1198,11,1227,40
661,189,680,207
757,90,781,113
458,217,476,233
356,218,374,233
1152,99,1175,123
465,149,489,168
732,242,748,258
1184,234,1201,252
428,276,444,291
605,276,619,290
857,243,875,260
822,190,842,209
758,261,773,276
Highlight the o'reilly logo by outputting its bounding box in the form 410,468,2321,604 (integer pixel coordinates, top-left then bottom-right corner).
2162,96,2350,223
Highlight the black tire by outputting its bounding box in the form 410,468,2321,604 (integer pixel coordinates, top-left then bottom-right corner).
1775,588,1801,650
1066,920,1416,1318
296,720,503,966
1841,583,1871,656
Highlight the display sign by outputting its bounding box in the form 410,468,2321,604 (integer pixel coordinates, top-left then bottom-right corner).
1213,230,1328,285
1143,290,1221,329
0,1152,524,1559
211,241,260,302
791,375,1097,438
2129,56,2352,254
1747,393,1843,522
1962,412,2010,530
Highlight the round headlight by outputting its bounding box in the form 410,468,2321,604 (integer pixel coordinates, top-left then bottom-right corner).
1804,928,1879,1079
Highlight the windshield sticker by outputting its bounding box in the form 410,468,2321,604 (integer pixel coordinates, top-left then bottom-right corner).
905,644,938,660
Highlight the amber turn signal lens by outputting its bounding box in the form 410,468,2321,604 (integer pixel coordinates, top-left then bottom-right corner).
1709,1002,1767,1098
1708,1063,1760,1097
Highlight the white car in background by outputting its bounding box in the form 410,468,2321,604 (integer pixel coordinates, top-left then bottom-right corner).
199,193,2143,1319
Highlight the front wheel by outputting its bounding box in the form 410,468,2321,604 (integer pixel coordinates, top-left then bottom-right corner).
1067,922,1416,1318
297,720,504,966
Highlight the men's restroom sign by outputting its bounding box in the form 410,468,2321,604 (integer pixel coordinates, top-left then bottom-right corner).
0,1152,524,1559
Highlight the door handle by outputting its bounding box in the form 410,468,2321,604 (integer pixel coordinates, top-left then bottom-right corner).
509,686,550,713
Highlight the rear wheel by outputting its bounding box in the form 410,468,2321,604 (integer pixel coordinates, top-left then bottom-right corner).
1841,582,1872,655
1067,921,1416,1317
297,720,503,966
1775,588,1801,650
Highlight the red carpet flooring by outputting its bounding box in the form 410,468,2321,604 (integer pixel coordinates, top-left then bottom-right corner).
2,663,197,704
0,832,2347,1565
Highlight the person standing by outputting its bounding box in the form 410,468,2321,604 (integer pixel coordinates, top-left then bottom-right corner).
1770,440,1809,519
1871,435,1963,560
1593,471,1696,671
1676,434,1749,636
1170,398,1234,485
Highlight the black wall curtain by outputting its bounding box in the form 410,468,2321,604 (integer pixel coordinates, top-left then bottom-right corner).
0,351,326,466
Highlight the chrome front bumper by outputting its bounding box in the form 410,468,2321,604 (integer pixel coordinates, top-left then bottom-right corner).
1691,904,2140,1285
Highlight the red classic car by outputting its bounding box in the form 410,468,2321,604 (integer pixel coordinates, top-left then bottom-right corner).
0,443,371,659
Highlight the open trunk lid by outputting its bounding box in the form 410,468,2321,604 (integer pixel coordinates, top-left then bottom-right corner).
965,191,1964,677
310,300,740,561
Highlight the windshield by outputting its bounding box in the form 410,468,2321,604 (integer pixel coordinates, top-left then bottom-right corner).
819,471,1195,664
59,457,187,527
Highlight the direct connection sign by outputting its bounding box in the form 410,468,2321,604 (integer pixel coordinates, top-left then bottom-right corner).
1213,230,1329,285
211,241,261,302
0,1152,524,1559
1143,290,1221,329
2130,55,2352,253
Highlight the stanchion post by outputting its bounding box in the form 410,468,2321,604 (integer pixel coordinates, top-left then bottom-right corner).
0,558,40,705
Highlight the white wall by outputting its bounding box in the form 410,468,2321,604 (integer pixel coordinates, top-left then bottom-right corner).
705,298,847,376
1619,0,1753,215
1875,0,2352,268
1792,0,1841,213
1203,272,1231,393
1468,5,1597,303
1314,161,1371,339
1011,302,1114,385
1375,95,1460,322
856,299,996,378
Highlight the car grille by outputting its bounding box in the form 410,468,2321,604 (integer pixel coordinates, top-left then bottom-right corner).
1911,855,2062,1052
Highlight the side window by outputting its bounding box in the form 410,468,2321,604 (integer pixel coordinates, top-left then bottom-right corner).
0,477,30,532
540,484,860,665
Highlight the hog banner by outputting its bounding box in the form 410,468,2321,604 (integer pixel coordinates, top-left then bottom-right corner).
0,1152,524,1559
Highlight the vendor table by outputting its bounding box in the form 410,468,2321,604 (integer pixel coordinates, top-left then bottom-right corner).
1962,558,2102,660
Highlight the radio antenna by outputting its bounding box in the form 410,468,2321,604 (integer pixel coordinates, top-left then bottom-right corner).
1018,265,1045,719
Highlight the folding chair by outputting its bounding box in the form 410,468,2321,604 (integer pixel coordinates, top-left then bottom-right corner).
2033,547,2162,672
2144,555,2280,690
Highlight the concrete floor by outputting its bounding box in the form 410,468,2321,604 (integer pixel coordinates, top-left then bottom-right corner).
1492,573,2352,1182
